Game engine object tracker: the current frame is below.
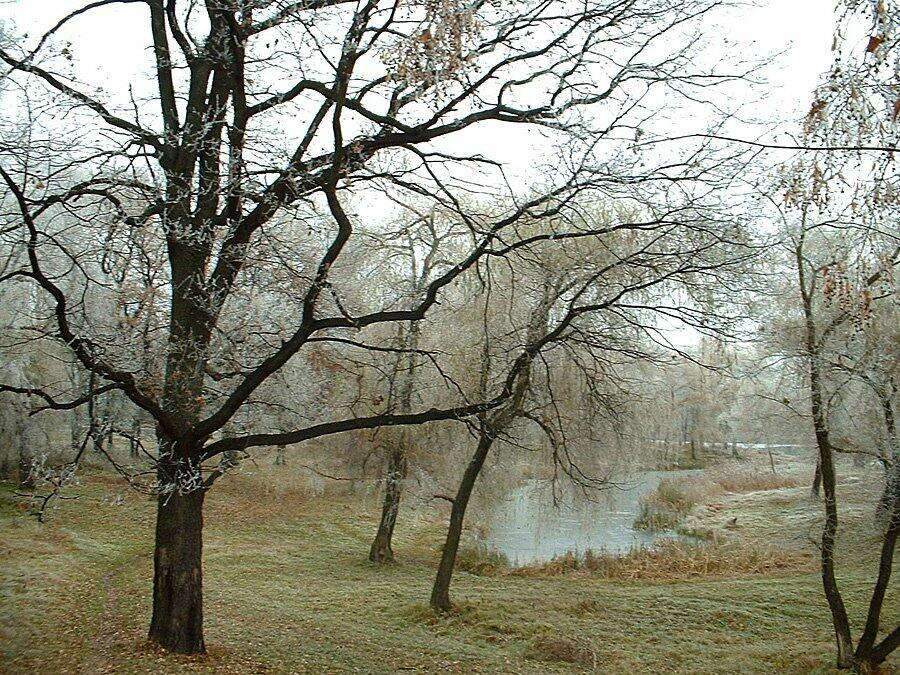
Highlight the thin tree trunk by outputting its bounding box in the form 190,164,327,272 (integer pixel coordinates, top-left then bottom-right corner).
148,487,206,654
130,417,141,459
811,459,822,498
799,249,854,668
369,321,420,562
855,459,899,667
274,444,286,466
430,433,494,612
874,393,897,527
369,445,407,563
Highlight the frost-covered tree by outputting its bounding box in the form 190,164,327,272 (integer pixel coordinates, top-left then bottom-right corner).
0,0,750,653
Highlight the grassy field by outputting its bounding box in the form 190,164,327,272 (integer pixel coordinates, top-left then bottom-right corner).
0,461,897,674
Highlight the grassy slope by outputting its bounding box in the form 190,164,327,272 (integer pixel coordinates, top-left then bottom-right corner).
0,465,897,674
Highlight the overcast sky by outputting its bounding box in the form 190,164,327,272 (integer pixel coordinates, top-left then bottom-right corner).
3,0,835,180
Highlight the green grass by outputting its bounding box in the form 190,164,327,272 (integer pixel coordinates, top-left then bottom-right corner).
0,465,897,674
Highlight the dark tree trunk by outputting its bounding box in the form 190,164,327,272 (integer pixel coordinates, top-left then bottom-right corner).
798,252,854,669
130,418,141,458
811,459,822,499
430,433,494,612
369,321,420,562
148,487,206,654
369,446,407,563
690,438,697,461
874,394,897,527
854,460,899,667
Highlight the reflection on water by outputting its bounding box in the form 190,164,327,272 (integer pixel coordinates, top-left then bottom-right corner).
484,470,701,565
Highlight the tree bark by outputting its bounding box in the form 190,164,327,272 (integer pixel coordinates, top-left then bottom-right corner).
369,321,420,562
430,433,494,612
811,459,822,498
855,459,899,667
369,445,407,563
798,249,854,668
148,487,206,654
875,393,897,527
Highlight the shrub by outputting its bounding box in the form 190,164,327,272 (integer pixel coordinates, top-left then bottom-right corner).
456,544,509,576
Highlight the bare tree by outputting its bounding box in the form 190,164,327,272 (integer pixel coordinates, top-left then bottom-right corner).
0,0,747,654
427,201,754,611
763,0,900,667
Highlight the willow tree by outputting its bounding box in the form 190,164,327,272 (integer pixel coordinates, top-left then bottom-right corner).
0,0,743,655
427,199,755,611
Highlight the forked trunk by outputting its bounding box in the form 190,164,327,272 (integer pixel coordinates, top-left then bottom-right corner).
430,434,494,612
799,251,854,668
369,446,407,563
148,488,206,654
854,461,900,668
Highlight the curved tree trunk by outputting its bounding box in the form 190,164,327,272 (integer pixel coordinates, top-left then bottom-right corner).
798,249,854,668
369,445,407,563
430,433,494,612
855,459,900,667
149,487,206,654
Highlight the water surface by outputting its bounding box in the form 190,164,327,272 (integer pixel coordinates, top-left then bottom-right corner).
484,470,701,566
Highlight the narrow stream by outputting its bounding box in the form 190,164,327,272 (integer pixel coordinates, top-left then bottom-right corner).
484,470,702,566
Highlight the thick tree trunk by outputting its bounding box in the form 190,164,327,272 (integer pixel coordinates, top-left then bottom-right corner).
148,488,206,654
430,434,494,612
369,446,407,563
149,230,215,653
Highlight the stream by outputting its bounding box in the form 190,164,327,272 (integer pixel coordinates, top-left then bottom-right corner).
483,470,702,566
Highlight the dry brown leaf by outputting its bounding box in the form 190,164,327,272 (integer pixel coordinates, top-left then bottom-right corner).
866,35,884,52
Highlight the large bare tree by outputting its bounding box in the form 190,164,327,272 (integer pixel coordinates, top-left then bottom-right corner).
0,0,744,654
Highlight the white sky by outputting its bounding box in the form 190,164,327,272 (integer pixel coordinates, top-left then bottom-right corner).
0,1,838,352
3,0,835,178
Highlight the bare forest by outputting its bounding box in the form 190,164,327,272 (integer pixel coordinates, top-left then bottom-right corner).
0,0,897,672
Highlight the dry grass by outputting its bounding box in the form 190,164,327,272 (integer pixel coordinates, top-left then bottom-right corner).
635,466,806,533
511,539,813,581
1,464,896,674
526,634,598,668
455,544,510,576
